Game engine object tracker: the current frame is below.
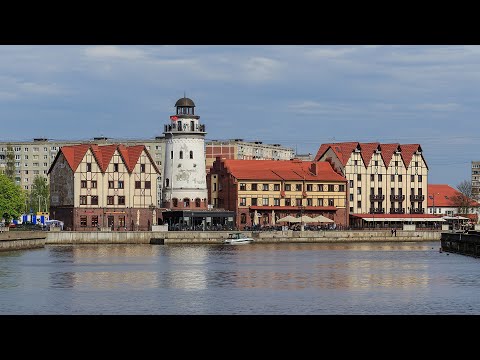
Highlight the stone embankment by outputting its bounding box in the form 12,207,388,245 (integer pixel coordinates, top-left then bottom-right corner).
0,231,47,251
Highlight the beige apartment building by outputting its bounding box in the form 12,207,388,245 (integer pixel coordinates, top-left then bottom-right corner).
315,142,428,215
0,137,166,206
205,139,294,173
48,144,160,231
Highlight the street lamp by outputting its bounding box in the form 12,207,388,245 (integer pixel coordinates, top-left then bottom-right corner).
299,204,305,231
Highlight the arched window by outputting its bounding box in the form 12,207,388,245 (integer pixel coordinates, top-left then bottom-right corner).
190,151,193,159
165,178,169,187
179,151,183,159
183,198,190,207
195,198,201,207
241,213,247,224
172,198,178,207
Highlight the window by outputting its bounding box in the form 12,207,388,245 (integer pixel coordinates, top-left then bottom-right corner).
349,194,353,201
370,174,374,181
411,175,415,182
274,184,280,191
339,185,345,192
263,198,269,206
15,155,20,160
114,163,119,172
240,183,246,191
370,187,374,194
80,196,87,205
86,163,91,172
43,147,47,152
285,184,291,191
213,183,217,191
172,198,178,207
350,207,354,213
170,151,173,159
418,175,422,182
307,184,313,191
24,147,29,152
91,216,99,227
24,185,28,190
328,184,334,192
241,213,247,224
179,151,183,160
398,175,402,181
262,184,269,191
390,175,395,181
240,198,246,206
165,179,169,187
80,216,87,227
251,198,257,206
43,163,48,167
195,198,201,207
349,180,353,188
357,187,361,195
145,181,151,189
296,184,302,191
190,151,193,159
415,161,418,167
274,198,280,206
140,164,145,173
91,180,97,188
395,161,398,166
374,160,378,166
24,155,28,160
107,196,114,205
108,181,114,189
285,198,291,206
252,184,258,191
44,155,48,159
357,201,361,208
91,196,98,205
318,198,324,206
25,170,29,175
295,198,302,206
135,181,141,189
357,174,361,181
24,178,28,183
81,180,87,188
328,198,334,206
307,198,313,206
118,196,125,205
354,160,358,165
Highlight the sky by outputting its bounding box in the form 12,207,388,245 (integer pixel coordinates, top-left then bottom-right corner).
0,45,478,186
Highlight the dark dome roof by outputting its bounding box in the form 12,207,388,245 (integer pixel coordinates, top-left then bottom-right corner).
175,97,195,107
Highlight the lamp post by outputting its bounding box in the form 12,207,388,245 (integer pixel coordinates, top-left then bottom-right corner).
299,204,304,231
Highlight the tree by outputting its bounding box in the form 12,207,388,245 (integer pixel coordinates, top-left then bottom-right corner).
0,174,26,224
5,144,15,182
451,180,478,215
30,175,50,213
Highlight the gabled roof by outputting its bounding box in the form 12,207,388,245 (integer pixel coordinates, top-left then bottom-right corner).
314,142,359,166
52,144,160,175
379,143,400,167
428,184,479,207
220,159,346,182
399,144,421,168
359,142,380,167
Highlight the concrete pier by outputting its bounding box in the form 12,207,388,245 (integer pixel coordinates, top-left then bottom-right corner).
0,231,47,251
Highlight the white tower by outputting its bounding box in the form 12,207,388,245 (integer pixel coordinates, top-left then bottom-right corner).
162,96,208,209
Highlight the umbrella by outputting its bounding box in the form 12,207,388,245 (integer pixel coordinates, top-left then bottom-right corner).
311,215,334,223
276,215,299,223
298,215,316,223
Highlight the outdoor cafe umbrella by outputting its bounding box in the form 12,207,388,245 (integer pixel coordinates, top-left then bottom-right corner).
311,215,334,223
275,215,299,223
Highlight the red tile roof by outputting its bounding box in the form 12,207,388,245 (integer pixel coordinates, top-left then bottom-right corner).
315,142,427,169
57,144,158,174
428,184,479,207
221,159,346,182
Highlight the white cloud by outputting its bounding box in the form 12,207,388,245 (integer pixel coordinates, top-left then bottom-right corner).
242,57,282,83
19,82,65,95
415,103,460,111
84,46,146,60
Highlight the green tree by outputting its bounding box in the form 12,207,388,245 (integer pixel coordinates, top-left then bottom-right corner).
0,174,26,224
5,144,15,181
451,180,479,215
30,175,50,213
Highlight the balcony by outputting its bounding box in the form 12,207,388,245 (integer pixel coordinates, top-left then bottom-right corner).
369,208,385,214
390,208,405,214
390,195,405,201
370,194,385,201
409,195,425,201
409,208,424,214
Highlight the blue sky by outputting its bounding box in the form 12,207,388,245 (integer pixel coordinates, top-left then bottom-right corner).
0,45,478,186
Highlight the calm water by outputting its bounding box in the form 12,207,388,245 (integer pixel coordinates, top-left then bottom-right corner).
0,241,479,314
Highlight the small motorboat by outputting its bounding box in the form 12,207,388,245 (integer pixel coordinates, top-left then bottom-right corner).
224,232,254,245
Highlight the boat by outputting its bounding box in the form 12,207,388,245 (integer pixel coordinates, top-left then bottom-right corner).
224,232,254,244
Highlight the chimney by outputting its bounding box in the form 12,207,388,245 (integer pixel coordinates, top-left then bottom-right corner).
310,162,317,175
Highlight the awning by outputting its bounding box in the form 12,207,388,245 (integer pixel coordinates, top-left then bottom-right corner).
363,217,445,222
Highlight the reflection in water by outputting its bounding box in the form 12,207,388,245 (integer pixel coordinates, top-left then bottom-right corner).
1,241,480,314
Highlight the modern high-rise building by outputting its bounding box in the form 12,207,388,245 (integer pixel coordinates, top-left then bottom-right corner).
205,139,295,173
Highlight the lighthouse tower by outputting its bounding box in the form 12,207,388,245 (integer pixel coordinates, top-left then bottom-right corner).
162,96,208,209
